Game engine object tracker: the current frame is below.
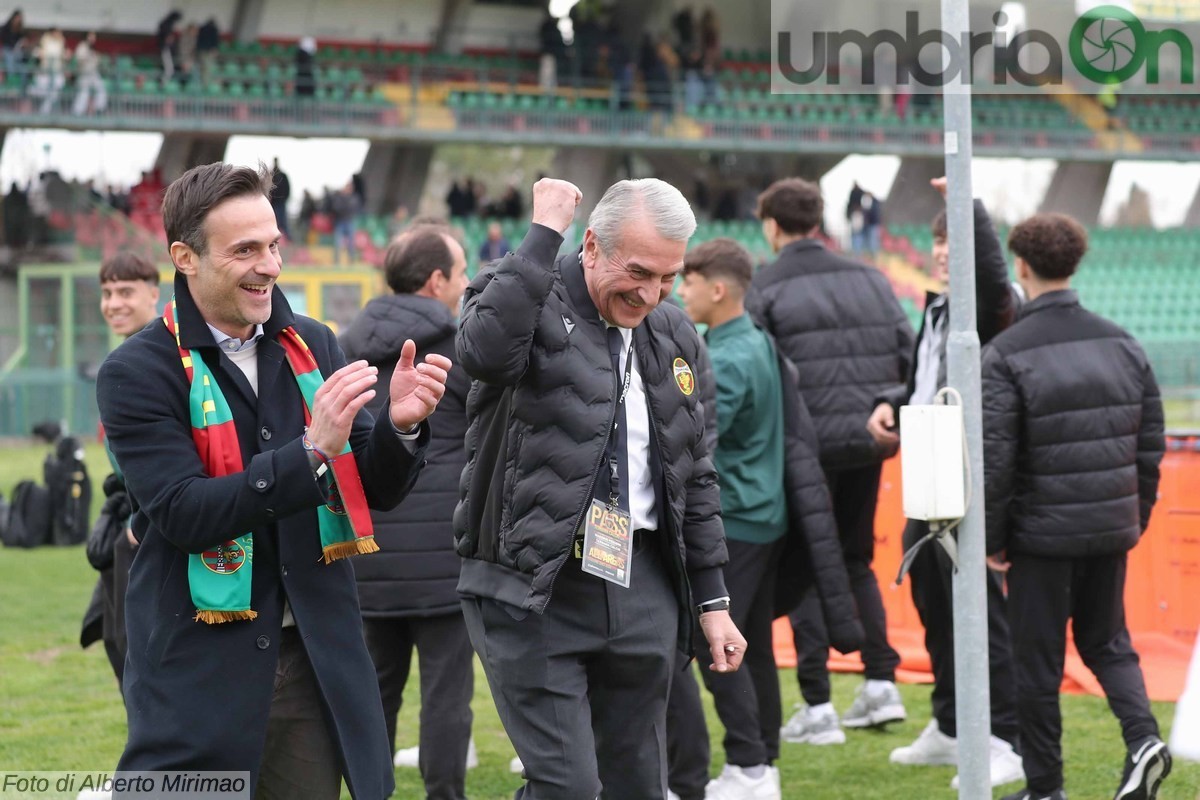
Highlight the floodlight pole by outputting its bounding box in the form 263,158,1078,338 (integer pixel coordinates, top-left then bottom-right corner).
941,0,992,796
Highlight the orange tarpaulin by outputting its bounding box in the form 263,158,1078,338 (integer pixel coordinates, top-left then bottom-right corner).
772,438,1200,703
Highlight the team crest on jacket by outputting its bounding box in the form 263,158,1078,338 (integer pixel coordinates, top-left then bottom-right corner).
673,358,695,396
202,541,247,574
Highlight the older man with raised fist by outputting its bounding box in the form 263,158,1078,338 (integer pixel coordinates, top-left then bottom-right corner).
455,177,744,800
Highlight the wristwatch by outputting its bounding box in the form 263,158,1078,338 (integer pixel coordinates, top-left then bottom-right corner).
697,596,731,614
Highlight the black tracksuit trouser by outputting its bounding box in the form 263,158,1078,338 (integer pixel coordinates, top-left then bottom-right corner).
792,462,900,704
903,518,1020,745
1007,551,1159,794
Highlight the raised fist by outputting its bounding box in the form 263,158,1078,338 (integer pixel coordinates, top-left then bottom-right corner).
531,178,583,235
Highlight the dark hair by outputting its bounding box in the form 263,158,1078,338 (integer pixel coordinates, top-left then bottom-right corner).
384,226,454,294
683,237,753,293
931,209,947,240
161,162,273,256
100,251,158,284
756,178,824,235
1007,213,1088,281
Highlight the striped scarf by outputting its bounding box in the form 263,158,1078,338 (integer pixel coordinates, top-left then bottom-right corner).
164,300,377,624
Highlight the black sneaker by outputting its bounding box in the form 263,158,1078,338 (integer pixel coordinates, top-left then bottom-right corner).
1000,790,1067,800
1114,737,1172,800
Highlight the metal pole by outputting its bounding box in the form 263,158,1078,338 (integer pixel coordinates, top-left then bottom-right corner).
940,0,990,797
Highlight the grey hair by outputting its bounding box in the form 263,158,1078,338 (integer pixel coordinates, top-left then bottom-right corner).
588,179,696,251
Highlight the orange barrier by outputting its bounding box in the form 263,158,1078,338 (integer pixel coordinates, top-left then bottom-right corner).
773,438,1200,703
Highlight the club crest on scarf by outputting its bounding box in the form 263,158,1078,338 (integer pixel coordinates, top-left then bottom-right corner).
163,298,377,625
202,541,248,574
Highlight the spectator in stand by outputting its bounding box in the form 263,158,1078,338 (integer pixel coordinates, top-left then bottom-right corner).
495,185,523,220
673,6,696,55
681,38,704,111
270,158,291,240
699,7,720,103
3,182,30,249
72,31,107,116
477,221,510,264
331,180,362,265
538,11,564,92
33,27,66,114
196,17,220,84
445,180,469,218
861,191,883,260
177,22,198,83
1,9,23,77
298,189,317,243
572,5,601,80
157,10,182,80
846,181,865,254
295,36,317,98
640,33,677,112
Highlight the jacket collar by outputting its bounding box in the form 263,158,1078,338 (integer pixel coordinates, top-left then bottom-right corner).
705,313,754,346
171,271,296,349
559,246,601,324
1018,288,1078,320
779,238,824,259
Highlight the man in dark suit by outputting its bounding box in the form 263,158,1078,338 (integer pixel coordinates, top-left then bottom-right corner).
97,162,451,800
340,223,474,800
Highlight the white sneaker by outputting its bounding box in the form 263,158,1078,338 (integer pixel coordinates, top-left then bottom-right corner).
780,703,846,745
509,755,524,774
950,735,1025,788
704,764,782,800
890,720,958,766
393,737,479,769
842,680,907,728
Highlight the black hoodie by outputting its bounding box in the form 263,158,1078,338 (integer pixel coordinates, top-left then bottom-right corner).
340,293,470,617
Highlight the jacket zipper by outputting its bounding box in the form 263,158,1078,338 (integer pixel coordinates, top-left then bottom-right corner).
542,338,620,609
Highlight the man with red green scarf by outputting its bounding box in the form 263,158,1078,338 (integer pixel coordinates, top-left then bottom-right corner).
96,162,451,800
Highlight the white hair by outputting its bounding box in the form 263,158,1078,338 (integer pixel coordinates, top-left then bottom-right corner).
588,179,696,251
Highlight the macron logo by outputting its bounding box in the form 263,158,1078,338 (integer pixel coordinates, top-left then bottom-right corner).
562,315,575,335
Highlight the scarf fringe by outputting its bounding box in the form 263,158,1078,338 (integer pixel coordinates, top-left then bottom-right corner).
322,536,379,564
194,609,259,624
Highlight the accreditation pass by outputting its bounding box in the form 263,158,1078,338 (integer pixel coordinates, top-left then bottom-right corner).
580,498,633,588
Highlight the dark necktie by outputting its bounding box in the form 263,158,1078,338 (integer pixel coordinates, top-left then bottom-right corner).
603,327,631,512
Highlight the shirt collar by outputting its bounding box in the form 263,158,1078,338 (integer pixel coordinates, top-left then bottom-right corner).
206,323,265,353
705,313,753,345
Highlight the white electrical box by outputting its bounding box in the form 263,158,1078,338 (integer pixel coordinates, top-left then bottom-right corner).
900,404,966,521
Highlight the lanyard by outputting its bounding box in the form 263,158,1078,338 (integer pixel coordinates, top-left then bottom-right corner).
608,337,635,506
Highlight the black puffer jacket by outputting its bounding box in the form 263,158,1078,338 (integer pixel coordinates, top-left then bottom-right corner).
340,293,471,618
454,225,728,647
748,239,914,471
774,351,865,654
982,290,1165,558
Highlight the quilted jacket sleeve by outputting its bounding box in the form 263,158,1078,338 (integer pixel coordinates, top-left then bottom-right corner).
456,224,563,386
